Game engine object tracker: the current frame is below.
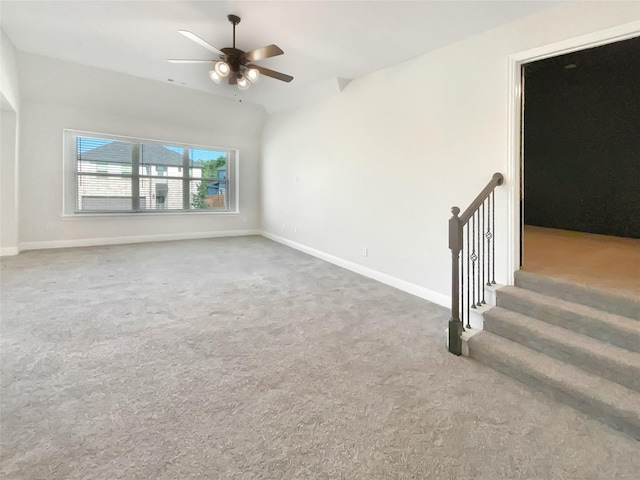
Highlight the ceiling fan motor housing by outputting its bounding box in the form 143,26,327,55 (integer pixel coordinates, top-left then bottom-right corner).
221,47,245,74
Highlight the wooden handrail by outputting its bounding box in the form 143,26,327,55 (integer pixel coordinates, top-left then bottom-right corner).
459,173,504,224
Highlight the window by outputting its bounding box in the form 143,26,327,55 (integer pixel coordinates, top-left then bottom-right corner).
65,131,237,214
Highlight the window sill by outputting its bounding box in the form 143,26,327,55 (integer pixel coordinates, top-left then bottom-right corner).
60,211,240,219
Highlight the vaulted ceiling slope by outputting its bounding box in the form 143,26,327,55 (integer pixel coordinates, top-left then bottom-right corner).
0,1,564,112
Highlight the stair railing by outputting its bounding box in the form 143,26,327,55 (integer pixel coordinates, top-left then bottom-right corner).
448,172,504,355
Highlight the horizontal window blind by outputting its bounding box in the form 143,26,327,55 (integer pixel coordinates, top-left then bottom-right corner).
76,137,133,211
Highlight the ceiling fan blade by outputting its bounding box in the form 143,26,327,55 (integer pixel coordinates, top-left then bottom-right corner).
178,30,224,56
168,59,215,64
247,64,293,83
242,44,284,62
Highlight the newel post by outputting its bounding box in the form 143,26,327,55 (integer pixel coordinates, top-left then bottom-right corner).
448,206,463,355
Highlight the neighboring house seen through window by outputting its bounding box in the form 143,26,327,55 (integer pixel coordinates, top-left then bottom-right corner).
65,131,237,214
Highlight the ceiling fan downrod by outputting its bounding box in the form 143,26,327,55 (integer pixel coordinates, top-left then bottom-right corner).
228,14,241,49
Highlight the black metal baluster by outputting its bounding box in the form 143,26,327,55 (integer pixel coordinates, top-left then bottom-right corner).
486,193,493,286
461,223,465,329
481,201,486,305
466,222,470,326
474,210,480,307
471,213,477,310
480,200,489,305
471,215,476,309
491,190,496,284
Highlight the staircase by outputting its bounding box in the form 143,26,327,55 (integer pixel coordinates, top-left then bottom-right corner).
468,270,640,440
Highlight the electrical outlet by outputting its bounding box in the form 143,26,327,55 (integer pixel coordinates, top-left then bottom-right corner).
361,247,368,257
293,226,298,233
282,223,286,230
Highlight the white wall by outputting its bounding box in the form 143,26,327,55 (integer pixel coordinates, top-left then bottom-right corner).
1,30,20,111
17,53,266,249
261,1,640,306
1,109,18,255
1,30,20,255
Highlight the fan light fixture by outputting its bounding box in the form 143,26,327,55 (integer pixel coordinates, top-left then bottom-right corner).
209,70,222,84
237,75,251,90
214,60,230,77
246,68,259,82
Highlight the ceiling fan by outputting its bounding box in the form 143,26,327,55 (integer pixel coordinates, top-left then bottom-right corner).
168,14,293,90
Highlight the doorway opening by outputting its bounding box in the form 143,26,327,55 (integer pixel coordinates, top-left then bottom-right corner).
519,35,640,296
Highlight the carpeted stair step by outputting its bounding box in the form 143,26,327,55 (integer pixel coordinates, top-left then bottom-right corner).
484,307,640,393
515,271,640,320
467,331,640,440
496,286,640,353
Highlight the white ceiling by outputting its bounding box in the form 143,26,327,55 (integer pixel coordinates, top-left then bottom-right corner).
0,1,563,112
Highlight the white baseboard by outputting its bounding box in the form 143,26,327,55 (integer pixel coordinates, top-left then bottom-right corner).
261,231,450,308
0,246,19,257
18,229,261,252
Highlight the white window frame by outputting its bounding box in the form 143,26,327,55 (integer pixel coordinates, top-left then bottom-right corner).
63,130,239,216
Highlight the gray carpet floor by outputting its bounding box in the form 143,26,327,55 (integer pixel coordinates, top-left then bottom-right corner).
1,236,639,479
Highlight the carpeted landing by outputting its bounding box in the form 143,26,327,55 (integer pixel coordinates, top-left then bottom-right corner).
1,236,639,479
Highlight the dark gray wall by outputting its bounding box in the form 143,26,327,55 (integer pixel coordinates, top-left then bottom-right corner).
523,36,640,239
